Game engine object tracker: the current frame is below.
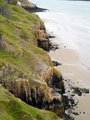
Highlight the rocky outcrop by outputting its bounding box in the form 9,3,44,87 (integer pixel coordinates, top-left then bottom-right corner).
1,79,46,108
0,64,65,118
0,84,63,120
21,1,47,13
41,67,65,94
37,38,49,51
0,79,64,117
34,22,51,51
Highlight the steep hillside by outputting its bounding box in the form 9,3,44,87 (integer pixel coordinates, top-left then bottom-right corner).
0,0,64,119
0,0,52,80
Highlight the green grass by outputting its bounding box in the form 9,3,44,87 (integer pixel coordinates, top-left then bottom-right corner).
0,3,52,81
0,84,62,120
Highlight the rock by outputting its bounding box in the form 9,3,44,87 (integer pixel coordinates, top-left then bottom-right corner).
72,112,79,116
72,87,89,96
65,79,67,82
41,67,65,94
72,87,82,96
37,39,59,52
69,98,75,105
37,38,49,51
0,65,65,118
83,112,85,114
71,93,75,97
23,6,47,13
82,88,89,93
52,61,62,66
49,42,59,51
64,113,74,120
46,34,55,39
45,101,64,118
62,95,70,110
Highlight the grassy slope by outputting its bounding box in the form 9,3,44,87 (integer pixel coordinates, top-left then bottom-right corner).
0,2,63,120
0,2,52,82
0,84,62,120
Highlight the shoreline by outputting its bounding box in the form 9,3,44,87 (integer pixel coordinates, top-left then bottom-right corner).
49,43,90,86
34,10,90,120
47,33,90,120
48,34,90,120
0,0,90,119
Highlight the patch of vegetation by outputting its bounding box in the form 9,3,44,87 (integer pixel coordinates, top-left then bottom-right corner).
0,2,52,80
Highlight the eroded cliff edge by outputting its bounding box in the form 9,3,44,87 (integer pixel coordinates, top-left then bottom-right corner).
0,0,64,119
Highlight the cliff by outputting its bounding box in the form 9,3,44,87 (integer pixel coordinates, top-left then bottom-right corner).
0,0,64,119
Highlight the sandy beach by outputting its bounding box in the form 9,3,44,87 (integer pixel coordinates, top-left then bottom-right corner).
48,37,90,120
49,43,90,85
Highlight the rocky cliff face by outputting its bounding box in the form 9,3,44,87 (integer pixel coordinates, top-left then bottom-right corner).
0,84,63,120
41,67,65,94
0,64,65,117
35,21,50,51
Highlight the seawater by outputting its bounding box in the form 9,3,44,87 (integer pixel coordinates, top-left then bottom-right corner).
30,0,90,69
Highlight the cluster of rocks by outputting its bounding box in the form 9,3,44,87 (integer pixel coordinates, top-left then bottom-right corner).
63,79,90,120
0,64,65,118
72,87,89,96
37,32,59,51
49,41,59,51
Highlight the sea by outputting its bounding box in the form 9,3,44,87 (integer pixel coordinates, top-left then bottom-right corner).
30,0,90,71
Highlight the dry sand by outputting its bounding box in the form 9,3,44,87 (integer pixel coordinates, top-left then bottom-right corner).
49,47,90,86
48,38,90,120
